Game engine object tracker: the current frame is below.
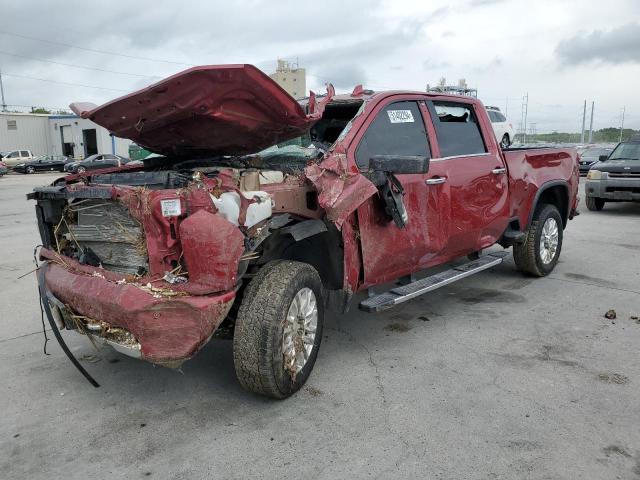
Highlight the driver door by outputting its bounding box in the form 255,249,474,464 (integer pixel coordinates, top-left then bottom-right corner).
352,99,447,286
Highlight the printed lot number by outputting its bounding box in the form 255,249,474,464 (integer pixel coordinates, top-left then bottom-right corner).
161,198,182,217
387,110,415,123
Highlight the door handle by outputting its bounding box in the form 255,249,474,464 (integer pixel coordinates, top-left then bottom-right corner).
492,167,507,175
425,177,446,185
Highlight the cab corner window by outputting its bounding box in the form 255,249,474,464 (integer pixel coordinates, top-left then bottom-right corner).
355,101,430,170
429,101,487,157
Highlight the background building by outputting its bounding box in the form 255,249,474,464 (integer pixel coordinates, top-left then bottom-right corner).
269,59,306,99
0,112,131,158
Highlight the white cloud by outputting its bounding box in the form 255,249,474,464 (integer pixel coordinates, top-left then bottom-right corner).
0,0,638,132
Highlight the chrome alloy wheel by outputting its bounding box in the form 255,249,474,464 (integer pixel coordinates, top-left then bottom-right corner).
539,217,559,264
282,287,318,375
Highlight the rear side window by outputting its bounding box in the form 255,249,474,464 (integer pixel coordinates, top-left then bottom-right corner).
355,101,430,170
487,110,497,122
21,151,29,156
428,101,487,157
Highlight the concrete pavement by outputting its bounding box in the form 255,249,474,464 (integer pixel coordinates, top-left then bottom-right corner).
1,172,639,479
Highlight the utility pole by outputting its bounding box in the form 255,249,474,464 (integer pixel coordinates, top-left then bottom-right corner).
520,93,529,144
588,101,594,143
619,106,625,142
580,100,586,143
0,69,7,112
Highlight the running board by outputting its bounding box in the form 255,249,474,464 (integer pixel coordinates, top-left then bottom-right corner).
359,251,510,313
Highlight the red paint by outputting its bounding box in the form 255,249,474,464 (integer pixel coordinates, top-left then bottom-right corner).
44,262,235,362
70,64,334,157
179,210,244,293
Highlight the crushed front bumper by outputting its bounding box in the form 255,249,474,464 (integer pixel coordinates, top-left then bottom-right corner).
38,259,236,365
586,177,640,201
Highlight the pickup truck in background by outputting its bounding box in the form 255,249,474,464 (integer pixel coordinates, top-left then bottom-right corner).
29,65,579,398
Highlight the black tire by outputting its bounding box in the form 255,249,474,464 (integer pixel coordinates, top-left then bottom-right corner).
25,166,35,174
233,260,324,399
76,166,86,174
513,204,563,277
586,196,605,211
500,134,510,149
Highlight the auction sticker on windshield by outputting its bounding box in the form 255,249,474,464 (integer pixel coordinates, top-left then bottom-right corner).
387,110,414,123
161,199,182,217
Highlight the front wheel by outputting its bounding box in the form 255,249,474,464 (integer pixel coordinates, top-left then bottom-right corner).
25,166,35,174
513,204,563,277
586,196,605,211
233,260,324,399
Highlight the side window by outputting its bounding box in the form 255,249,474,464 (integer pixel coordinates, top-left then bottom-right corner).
428,101,487,157
495,112,506,122
355,101,430,170
487,111,497,122
21,151,29,157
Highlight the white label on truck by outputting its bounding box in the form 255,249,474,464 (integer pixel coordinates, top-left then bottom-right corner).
387,110,414,123
161,199,181,217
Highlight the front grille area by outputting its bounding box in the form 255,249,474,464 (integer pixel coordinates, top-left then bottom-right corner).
66,200,148,275
608,172,640,178
606,186,640,193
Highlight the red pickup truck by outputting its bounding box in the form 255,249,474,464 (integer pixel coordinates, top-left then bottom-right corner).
30,65,579,398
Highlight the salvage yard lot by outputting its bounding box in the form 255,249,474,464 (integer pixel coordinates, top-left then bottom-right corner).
1,173,639,479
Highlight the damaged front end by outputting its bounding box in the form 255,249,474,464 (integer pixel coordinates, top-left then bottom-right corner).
31,169,253,366
28,64,377,384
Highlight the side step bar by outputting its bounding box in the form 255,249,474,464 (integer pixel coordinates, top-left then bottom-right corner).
359,251,510,313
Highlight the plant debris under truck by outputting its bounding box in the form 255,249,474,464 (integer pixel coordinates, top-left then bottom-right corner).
29,64,579,398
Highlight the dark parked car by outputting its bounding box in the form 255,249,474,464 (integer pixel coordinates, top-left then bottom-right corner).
585,139,640,210
64,154,130,173
13,155,73,174
578,147,613,175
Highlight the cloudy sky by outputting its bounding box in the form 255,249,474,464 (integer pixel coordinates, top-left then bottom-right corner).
1,0,639,132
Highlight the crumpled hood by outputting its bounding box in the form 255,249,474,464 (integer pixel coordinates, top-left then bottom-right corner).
70,64,334,158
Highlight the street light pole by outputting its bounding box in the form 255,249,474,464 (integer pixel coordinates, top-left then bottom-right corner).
619,107,625,142
0,69,7,112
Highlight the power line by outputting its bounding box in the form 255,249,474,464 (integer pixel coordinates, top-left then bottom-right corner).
0,29,194,66
0,50,161,78
1,72,129,92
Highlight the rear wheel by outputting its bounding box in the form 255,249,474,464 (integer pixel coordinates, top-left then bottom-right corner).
76,166,86,174
233,260,324,399
500,134,510,149
513,204,563,277
586,196,605,211
25,166,35,174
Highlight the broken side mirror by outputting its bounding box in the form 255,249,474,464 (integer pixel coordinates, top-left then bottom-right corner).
367,155,428,230
599,155,609,162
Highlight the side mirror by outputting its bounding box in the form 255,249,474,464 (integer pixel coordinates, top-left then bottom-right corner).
369,155,430,174
599,155,609,162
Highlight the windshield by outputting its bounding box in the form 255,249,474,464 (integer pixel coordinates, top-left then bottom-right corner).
582,148,611,159
609,143,640,161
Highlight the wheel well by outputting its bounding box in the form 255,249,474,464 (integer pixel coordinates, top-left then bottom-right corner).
534,184,569,228
257,223,344,290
